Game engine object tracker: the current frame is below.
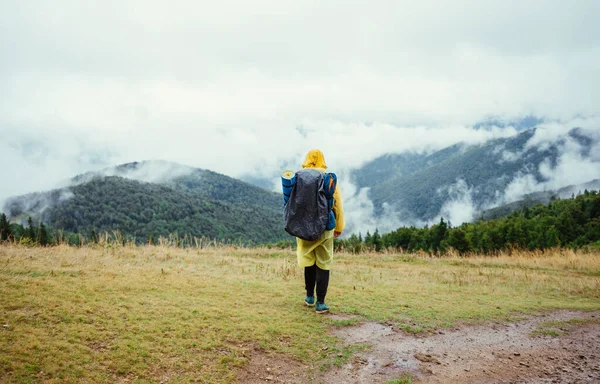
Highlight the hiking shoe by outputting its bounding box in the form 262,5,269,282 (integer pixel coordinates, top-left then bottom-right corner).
315,302,329,314
304,296,315,306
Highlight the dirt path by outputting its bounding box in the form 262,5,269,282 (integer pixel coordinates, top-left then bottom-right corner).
322,310,600,384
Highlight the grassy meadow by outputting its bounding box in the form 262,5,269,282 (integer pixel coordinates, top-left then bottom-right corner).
1,244,599,383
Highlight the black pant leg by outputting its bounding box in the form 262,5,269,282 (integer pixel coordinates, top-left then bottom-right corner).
304,264,317,297
316,266,330,303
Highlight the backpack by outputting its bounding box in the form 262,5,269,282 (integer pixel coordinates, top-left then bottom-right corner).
282,169,337,241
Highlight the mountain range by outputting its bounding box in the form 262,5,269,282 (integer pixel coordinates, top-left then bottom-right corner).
3,126,599,242
352,127,599,225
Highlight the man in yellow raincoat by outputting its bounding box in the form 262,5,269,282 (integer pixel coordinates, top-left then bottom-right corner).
297,149,345,314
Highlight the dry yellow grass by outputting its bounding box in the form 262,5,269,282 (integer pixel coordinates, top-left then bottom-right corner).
1,244,599,383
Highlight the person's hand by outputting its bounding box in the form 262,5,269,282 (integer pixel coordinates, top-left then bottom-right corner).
334,231,342,238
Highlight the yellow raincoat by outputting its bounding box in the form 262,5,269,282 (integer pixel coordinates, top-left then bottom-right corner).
296,149,345,270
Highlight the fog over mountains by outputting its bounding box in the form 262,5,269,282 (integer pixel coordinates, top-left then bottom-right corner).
3,122,599,241
348,124,600,233
233,121,599,236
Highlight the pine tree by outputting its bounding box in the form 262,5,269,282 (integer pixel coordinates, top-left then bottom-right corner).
364,231,372,246
372,229,383,252
0,213,9,241
347,234,362,254
430,217,448,252
39,223,49,246
27,217,36,242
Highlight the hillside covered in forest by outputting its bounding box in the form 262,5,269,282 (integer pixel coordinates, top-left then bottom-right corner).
2,162,287,245
353,127,599,222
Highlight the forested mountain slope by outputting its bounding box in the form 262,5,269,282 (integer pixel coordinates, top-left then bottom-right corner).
353,127,598,222
4,162,287,244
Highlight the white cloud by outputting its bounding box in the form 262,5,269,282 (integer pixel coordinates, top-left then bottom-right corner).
540,152,599,190
503,173,541,203
335,173,416,237
526,118,600,149
1,1,600,231
434,179,477,226
73,160,196,185
500,119,600,203
501,150,522,162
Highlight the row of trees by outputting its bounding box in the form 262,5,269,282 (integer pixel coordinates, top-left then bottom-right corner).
0,213,193,247
0,213,265,248
0,214,52,246
336,190,600,254
3,190,599,253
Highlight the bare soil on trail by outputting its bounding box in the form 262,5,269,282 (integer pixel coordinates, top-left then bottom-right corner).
322,310,600,384
235,344,311,384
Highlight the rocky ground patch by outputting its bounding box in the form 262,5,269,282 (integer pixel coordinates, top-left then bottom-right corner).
322,310,600,384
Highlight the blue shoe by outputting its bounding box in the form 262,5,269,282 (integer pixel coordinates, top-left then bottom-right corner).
304,296,315,306
315,302,329,314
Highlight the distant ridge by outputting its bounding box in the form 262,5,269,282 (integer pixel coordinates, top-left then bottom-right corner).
352,127,599,224
480,179,600,221
3,161,287,244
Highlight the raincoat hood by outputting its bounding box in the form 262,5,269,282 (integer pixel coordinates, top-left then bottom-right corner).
302,149,327,169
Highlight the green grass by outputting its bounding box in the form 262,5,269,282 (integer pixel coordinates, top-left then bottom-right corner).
531,317,600,337
531,329,563,337
386,373,415,384
0,245,599,383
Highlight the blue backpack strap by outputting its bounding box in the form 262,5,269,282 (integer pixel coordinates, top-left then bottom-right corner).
323,173,337,198
323,173,337,230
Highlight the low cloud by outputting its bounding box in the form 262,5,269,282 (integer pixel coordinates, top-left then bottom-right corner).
435,179,477,226
73,160,196,185
335,174,415,237
4,189,75,225
500,150,523,163
501,119,600,203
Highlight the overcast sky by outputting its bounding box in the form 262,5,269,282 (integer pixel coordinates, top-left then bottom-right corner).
1,0,600,206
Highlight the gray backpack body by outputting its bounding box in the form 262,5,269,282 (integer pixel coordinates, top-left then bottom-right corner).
283,169,329,241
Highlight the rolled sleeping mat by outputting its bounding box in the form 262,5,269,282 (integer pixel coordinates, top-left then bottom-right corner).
281,170,296,205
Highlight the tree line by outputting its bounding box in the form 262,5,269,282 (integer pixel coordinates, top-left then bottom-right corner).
0,214,81,246
335,190,600,254
0,213,257,248
1,214,46,245
2,190,599,253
